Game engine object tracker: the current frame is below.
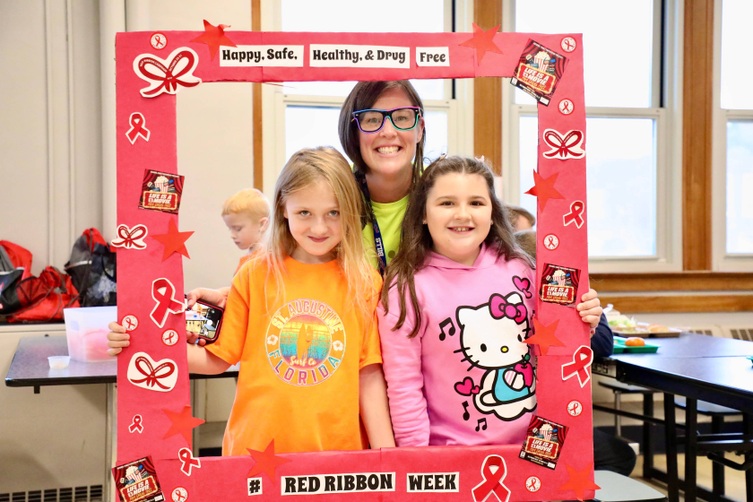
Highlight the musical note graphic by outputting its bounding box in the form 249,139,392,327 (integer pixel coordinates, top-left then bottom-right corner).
439,317,456,341
476,418,488,432
462,401,470,421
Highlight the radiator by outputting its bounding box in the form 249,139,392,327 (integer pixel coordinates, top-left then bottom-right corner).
0,484,103,502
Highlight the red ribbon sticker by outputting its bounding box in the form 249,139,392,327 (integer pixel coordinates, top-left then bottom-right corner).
178,447,201,476
111,224,148,249
563,200,585,229
542,128,585,159
126,112,151,144
472,455,511,502
561,345,593,387
127,351,178,393
134,47,202,98
150,278,184,328
129,414,143,433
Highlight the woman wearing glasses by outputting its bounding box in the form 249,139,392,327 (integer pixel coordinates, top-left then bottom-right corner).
338,81,426,274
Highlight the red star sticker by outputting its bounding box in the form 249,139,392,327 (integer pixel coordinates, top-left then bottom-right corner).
162,405,205,444
247,440,291,483
191,19,237,60
559,464,599,501
459,23,503,64
526,317,565,355
525,169,564,212
151,219,194,261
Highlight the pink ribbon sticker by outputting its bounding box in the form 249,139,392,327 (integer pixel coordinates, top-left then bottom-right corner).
178,447,201,476
127,351,178,393
542,128,585,160
125,112,150,144
563,200,585,229
561,345,593,387
472,455,511,502
111,224,148,249
133,47,201,98
150,278,184,328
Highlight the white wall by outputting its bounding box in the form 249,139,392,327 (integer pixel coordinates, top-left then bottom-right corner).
0,0,251,493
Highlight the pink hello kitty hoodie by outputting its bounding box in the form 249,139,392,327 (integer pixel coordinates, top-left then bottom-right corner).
378,244,537,447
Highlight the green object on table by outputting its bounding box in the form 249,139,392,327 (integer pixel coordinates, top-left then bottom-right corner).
613,336,660,354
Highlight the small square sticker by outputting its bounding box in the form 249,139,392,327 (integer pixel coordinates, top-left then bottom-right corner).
139,169,184,214
112,456,165,502
519,415,568,469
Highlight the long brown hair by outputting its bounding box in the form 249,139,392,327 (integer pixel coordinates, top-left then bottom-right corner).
381,155,534,338
338,80,426,189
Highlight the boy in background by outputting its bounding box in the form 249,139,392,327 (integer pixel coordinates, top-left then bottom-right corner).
221,188,270,273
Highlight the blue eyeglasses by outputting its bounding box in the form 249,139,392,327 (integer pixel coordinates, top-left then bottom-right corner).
351,106,422,133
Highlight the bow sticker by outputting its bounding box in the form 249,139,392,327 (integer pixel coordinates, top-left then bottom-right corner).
133,47,202,98
127,351,178,392
542,128,585,160
111,224,148,250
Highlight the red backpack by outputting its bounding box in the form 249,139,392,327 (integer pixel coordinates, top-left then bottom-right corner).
0,241,80,323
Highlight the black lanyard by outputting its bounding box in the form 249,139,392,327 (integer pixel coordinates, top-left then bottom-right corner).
355,171,387,276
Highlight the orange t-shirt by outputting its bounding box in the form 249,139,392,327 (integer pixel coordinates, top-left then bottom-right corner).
206,255,382,455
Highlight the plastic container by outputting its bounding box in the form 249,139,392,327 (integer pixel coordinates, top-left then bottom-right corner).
63,306,117,362
48,355,70,369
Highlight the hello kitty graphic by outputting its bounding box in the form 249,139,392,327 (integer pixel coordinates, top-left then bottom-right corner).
455,292,537,421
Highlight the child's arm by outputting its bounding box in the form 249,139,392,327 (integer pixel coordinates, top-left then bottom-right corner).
359,363,395,449
107,321,231,374
186,287,230,309
576,287,603,330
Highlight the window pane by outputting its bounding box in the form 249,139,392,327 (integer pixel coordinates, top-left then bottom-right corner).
281,0,446,99
514,0,654,108
726,121,753,254
721,0,753,109
285,106,449,167
519,116,657,258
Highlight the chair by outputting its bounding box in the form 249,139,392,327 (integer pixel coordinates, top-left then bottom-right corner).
593,470,667,502
596,381,742,497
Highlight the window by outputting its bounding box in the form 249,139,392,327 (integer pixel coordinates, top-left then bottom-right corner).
503,0,681,272
262,0,471,185
714,0,753,269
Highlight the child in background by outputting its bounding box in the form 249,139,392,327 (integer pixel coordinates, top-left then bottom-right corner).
378,155,602,448
221,187,270,273
109,147,394,455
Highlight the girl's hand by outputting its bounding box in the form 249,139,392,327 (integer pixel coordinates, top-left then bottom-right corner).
576,288,603,331
106,321,130,356
186,287,229,310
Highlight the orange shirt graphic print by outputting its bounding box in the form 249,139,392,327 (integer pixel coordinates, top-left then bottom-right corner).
266,298,346,386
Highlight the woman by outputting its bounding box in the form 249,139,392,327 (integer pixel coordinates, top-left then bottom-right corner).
338,80,426,271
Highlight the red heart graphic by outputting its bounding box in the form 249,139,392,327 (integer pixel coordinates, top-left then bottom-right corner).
454,376,479,396
513,276,532,298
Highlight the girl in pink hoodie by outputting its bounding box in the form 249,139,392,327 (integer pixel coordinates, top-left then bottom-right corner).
378,155,600,447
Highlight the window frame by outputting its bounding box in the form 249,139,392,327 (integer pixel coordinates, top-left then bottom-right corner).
259,0,474,193
500,0,684,273
711,0,753,271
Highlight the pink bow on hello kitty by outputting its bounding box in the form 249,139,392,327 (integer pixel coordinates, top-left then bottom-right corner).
489,294,527,324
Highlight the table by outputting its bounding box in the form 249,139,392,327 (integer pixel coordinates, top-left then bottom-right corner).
595,333,753,502
4,335,238,501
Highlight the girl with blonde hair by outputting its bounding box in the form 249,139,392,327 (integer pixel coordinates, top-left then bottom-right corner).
109,147,394,455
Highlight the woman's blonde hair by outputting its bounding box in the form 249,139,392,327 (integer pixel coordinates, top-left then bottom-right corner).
263,146,376,316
